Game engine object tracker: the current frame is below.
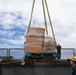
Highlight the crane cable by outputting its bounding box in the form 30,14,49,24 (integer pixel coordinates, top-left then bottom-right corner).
44,0,57,46
26,0,35,41
42,0,48,36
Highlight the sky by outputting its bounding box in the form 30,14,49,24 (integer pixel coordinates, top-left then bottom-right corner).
0,0,76,48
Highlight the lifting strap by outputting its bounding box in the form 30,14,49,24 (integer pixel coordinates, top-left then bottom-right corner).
42,0,48,36
44,0,57,46
26,0,35,41
26,0,57,46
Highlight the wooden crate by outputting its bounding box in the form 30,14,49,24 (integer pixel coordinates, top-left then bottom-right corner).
26,45,42,53
26,36,43,45
42,46,57,53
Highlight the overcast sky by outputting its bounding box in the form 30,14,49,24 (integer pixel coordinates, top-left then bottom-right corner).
0,0,76,48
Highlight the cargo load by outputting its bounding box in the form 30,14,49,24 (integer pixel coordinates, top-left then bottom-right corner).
25,27,57,61
24,0,59,64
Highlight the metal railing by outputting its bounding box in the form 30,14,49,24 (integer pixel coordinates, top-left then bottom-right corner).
0,48,76,59
0,48,24,59
62,48,76,56
61,48,76,59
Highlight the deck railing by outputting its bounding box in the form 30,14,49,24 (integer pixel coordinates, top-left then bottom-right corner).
0,48,76,59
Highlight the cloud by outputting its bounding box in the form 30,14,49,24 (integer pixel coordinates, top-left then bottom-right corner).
0,13,16,29
0,0,41,14
0,35,24,47
0,30,15,37
0,12,29,30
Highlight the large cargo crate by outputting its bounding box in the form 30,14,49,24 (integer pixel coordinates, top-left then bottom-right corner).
25,28,45,53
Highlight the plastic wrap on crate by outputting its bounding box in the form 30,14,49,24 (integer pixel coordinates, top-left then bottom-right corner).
27,28,45,37
26,36,43,45
44,37,55,46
